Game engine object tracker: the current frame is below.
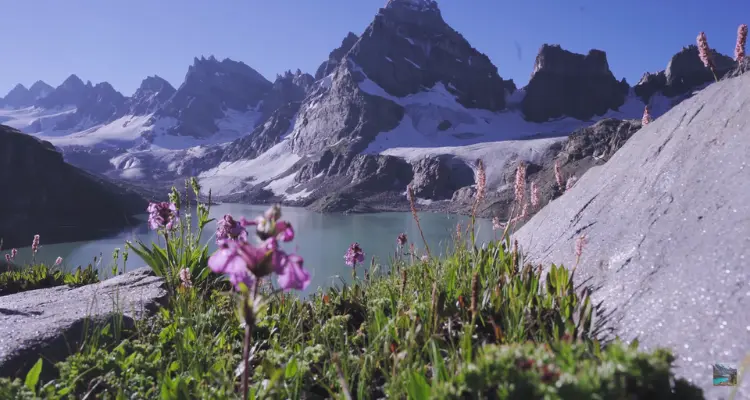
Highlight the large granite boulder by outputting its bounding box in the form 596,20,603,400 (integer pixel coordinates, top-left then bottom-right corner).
521,44,629,122
513,73,750,398
410,155,475,200
0,125,147,249
0,268,167,379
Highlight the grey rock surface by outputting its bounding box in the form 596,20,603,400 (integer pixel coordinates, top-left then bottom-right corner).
513,74,750,398
521,44,629,122
0,267,167,379
314,32,359,80
410,155,474,200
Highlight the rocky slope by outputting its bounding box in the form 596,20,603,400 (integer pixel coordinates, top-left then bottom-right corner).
0,125,147,249
513,71,750,398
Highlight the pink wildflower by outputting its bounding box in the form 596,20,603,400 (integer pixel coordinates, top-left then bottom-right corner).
215,214,248,243
207,206,309,292
4,254,11,264
475,159,486,203
276,254,310,291
31,235,40,254
530,181,540,209
554,160,564,190
147,202,179,231
421,254,429,262
642,105,652,126
697,31,718,81
179,268,192,288
736,24,748,62
54,257,63,266
344,242,365,268
514,161,526,204
10,249,17,260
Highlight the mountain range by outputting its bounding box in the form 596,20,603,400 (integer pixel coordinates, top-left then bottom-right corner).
0,0,741,216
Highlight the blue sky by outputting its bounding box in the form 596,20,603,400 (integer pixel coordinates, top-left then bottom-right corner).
1,0,748,96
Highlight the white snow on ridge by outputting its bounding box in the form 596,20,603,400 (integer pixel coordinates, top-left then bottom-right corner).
0,106,76,132
351,61,648,154
382,137,565,190
198,139,301,197
45,115,155,147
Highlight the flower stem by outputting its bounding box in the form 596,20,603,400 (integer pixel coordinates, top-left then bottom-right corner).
242,316,251,399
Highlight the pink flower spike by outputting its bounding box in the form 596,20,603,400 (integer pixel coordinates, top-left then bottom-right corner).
31,235,40,253
4,254,11,264
179,268,193,288
10,249,17,260
530,181,540,209
736,24,748,62
54,257,63,266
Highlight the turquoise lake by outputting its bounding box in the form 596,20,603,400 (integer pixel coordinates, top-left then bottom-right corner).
4,204,496,295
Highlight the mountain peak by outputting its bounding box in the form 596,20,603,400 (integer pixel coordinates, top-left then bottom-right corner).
3,84,33,108
384,0,440,13
60,74,85,89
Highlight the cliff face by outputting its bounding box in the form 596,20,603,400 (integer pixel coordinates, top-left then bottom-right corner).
522,44,629,122
0,125,147,249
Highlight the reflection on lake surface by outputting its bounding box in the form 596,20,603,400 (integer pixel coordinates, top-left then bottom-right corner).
5,204,495,296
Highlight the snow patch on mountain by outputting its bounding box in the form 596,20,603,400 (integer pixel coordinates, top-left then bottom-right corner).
198,139,302,196
0,106,76,132
353,61,648,154
43,115,154,147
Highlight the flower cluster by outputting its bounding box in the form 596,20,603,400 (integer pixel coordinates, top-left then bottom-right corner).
344,242,365,268
147,202,179,231
215,214,248,243
207,205,309,292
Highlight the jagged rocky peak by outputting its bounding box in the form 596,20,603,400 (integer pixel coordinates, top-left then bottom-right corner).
3,84,33,108
315,32,360,80
259,70,311,121
157,56,273,138
384,0,441,15
128,75,176,115
530,45,613,78
37,74,91,108
347,0,511,110
522,44,628,122
185,56,271,90
634,45,736,102
52,80,128,131
28,81,53,100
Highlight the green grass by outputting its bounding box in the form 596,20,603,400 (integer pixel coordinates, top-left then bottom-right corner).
0,237,705,399
0,263,99,296
0,179,709,399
